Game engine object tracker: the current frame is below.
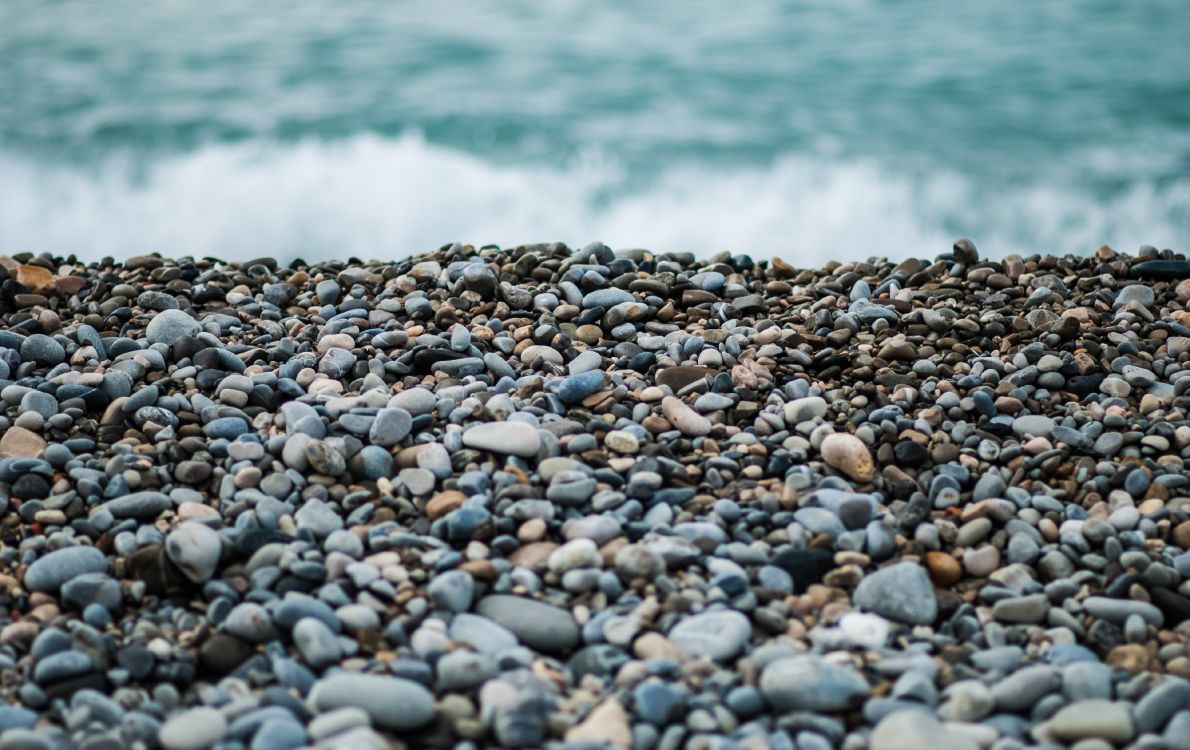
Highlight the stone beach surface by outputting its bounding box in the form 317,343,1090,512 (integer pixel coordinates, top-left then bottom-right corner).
0,240,1189,749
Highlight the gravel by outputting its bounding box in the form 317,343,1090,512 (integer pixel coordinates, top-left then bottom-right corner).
1,240,1189,748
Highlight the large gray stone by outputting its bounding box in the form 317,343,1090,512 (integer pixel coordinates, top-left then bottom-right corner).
308,673,435,730
667,610,751,662
475,595,579,653
24,546,108,592
852,562,937,624
146,309,201,345
759,655,870,712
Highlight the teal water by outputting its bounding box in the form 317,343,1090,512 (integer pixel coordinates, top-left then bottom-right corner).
2,0,1188,262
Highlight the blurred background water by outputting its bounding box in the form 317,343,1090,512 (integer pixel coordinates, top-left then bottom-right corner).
1,0,1187,263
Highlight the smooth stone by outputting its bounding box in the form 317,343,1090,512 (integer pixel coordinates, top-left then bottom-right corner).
667,610,751,662
165,522,222,584
820,432,875,482
1046,699,1135,743
661,396,711,437
448,614,518,656
852,562,937,624
159,707,227,750
293,618,341,670
462,422,541,457
0,426,46,457
759,655,870,712
871,710,978,750
368,408,412,447
655,365,713,392
784,396,828,423
427,570,474,613
60,573,122,612
1082,596,1164,628
146,310,201,345
20,333,66,366
388,388,437,416
1012,414,1055,439
474,595,580,653
991,665,1059,712
102,491,172,519
564,697,632,748
24,546,108,592
308,673,435,730
556,371,605,404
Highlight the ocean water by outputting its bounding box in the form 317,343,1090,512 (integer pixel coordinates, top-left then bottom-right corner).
1,0,1187,264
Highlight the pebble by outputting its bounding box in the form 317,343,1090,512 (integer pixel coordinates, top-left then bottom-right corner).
145,309,201,345
462,421,541,457
820,432,875,482
1046,699,1135,743
159,707,227,750
164,522,222,583
759,656,870,712
661,396,711,436
23,546,108,592
667,610,751,662
852,562,937,624
871,710,978,750
475,595,580,652
2,242,1189,749
308,673,435,730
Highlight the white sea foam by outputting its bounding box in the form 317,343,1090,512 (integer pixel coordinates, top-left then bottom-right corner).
1,132,1186,264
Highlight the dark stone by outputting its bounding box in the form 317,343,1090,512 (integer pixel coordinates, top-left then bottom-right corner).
1130,260,1190,280
1150,587,1190,627
771,548,834,591
200,634,256,676
656,365,714,392
892,441,928,467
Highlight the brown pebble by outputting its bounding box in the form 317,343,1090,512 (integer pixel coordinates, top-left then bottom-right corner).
925,551,962,587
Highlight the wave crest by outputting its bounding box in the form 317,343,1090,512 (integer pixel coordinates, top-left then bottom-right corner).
1,133,1186,263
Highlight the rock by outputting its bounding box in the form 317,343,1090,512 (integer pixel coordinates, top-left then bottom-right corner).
293,618,341,670
556,371,605,404
564,698,631,748
1114,284,1155,308
449,614,518,656
427,570,474,613
871,710,978,750
24,546,107,592
462,422,541,457
308,673,435,730
60,573,122,612
165,522,222,583
1046,699,1135,743
853,562,937,624
368,408,412,447
667,609,751,662
159,707,227,750
661,396,711,436
102,491,172,519
475,595,580,653
1012,414,1054,439
19,334,65,366
14,265,56,296
0,426,46,457
656,366,714,392
784,396,828,423
820,433,875,482
991,665,1059,712
1083,596,1164,628
759,655,870,712
146,309,201,345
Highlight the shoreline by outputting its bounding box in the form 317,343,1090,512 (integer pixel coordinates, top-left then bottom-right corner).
1,239,1189,748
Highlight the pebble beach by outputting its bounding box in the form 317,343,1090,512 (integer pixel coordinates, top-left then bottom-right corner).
1,239,1189,749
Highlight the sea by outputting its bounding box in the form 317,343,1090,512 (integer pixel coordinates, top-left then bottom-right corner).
2,0,1188,264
